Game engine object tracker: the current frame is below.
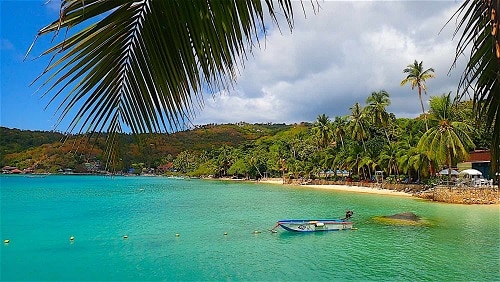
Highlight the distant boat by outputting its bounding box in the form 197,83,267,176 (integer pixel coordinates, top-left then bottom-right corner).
272,211,354,232
167,176,185,180
25,173,50,178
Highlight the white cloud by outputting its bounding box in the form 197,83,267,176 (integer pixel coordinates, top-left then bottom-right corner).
1,39,14,50
194,1,466,125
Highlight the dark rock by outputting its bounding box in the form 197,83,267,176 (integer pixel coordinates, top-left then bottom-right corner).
382,212,420,222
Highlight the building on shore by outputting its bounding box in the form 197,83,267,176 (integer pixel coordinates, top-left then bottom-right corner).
458,150,491,179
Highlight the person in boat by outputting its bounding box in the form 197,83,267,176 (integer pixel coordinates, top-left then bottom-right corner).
343,210,353,221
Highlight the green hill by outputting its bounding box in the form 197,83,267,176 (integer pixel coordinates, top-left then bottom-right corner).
0,123,293,172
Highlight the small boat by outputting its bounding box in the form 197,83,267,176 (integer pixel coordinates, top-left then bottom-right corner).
271,211,354,232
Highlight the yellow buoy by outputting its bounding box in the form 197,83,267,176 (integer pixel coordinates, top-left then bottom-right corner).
123,235,128,239
175,233,180,237
69,236,75,241
4,239,10,244
223,232,228,236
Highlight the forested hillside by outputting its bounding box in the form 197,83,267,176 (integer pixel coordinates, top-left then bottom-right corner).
0,123,292,173
0,127,64,161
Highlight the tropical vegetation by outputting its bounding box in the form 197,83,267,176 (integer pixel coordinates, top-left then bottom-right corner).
25,0,499,178
1,94,487,186
417,93,475,180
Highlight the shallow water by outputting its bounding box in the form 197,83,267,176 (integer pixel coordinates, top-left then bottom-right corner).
1,175,499,281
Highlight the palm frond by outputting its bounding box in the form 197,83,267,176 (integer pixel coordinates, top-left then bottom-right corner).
451,0,499,177
26,0,307,169
28,0,300,136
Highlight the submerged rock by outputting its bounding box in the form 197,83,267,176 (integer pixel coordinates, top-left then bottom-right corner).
382,212,421,222
373,212,429,226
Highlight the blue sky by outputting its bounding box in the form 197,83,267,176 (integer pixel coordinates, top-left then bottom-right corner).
1,1,466,132
1,0,65,131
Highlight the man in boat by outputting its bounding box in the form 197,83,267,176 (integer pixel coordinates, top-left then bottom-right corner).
343,210,353,221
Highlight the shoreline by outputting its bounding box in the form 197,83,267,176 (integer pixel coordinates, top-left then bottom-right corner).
258,178,413,197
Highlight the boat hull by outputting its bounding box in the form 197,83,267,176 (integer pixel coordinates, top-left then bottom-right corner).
277,219,353,232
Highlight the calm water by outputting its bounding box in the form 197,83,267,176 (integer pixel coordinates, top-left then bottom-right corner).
1,175,499,281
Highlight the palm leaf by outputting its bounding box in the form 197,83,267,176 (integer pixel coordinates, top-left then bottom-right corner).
27,0,304,168
451,0,499,177
29,0,301,134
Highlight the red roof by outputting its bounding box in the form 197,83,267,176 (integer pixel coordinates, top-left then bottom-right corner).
157,162,173,170
467,150,491,162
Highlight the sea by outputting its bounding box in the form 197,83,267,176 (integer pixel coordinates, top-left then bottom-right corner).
1,175,499,281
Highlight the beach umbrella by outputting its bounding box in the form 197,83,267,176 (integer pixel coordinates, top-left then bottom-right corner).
459,169,482,176
336,170,349,176
438,169,459,175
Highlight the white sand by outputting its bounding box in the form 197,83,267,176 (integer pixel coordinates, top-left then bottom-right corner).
306,184,412,197
258,178,284,185
259,178,412,197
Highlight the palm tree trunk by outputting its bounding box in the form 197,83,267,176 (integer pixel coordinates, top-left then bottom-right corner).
447,147,452,188
384,129,391,144
418,87,429,131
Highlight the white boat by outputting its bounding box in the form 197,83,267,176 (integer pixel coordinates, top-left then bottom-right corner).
272,211,354,232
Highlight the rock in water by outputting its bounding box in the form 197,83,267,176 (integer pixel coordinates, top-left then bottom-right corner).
373,212,429,226
382,212,421,222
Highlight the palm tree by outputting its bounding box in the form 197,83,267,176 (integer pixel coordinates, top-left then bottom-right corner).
400,60,435,131
216,145,233,177
359,152,376,180
365,90,391,143
378,142,400,176
332,144,351,175
346,102,369,152
27,1,298,146
312,114,333,149
450,0,499,180
417,93,475,181
398,146,433,182
332,116,347,148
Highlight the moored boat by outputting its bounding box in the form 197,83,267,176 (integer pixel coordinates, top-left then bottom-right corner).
272,210,354,232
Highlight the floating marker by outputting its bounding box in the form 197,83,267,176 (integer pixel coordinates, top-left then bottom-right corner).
123,235,128,239
4,239,10,244
175,233,180,237
223,232,228,236
253,230,261,234
69,236,75,241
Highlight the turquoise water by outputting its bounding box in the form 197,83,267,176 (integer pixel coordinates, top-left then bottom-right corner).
1,175,499,281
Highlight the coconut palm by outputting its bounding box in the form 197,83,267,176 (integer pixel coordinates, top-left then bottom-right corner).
400,60,435,131
398,146,433,182
365,90,391,143
312,114,333,149
332,143,352,175
346,102,369,152
450,0,500,179
378,142,400,176
27,1,298,139
332,116,347,148
359,153,376,180
417,93,475,181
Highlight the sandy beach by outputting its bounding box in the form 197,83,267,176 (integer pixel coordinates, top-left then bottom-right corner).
259,178,413,197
